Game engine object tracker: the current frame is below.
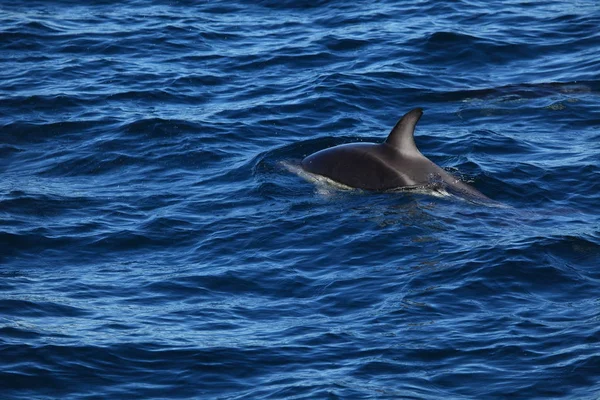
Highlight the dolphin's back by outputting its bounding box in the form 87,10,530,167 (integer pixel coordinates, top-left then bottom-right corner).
301,143,417,190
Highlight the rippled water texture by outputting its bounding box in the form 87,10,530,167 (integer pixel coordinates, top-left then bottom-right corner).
1,1,600,399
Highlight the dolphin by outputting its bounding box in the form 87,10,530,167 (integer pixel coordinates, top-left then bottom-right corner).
301,108,492,202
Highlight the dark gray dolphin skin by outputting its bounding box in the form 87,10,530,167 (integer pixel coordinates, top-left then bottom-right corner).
301,108,491,201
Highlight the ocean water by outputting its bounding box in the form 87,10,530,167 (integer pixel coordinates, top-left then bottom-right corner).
1,0,600,398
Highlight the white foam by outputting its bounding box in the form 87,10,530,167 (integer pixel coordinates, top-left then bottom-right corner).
280,161,355,197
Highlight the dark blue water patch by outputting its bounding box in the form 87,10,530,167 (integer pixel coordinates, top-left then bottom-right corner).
1,343,366,398
2,0,600,399
0,299,90,319
0,95,86,115
0,325,43,341
419,31,531,66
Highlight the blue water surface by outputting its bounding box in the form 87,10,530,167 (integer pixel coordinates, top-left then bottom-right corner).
1,1,600,399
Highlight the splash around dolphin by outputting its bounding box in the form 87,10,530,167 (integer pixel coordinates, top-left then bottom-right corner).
301,108,494,203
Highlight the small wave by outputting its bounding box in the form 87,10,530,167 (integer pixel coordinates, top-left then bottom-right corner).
418,30,531,68
318,35,370,52
0,299,90,318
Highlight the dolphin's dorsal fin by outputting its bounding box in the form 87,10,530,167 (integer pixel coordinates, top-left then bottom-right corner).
384,108,423,153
